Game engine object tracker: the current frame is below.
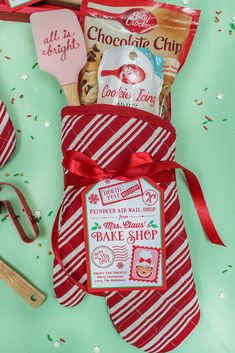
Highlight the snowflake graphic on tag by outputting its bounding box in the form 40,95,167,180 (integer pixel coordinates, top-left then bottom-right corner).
82,178,166,292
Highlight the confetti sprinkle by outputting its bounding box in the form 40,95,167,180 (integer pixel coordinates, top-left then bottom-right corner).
53,341,62,349
48,210,53,217
19,94,24,99
20,73,29,80
222,118,228,122
5,56,11,60
215,10,222,15
47,334,53,342
205,115,214,121
216,92,224,100
92,346,101,353
30,135,35,140
43,120,52,128
37,243,42,248
222,269,228,273
214,16,220,23
230,23,235,30
33,210,42,220
48,251,52,256
219,292,226,300
60,89,63,94
203,126,208,131
32,62,38,69
11,98,15,104
204,87,208,91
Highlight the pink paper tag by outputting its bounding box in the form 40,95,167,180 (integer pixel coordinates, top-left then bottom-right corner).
82,178,166,293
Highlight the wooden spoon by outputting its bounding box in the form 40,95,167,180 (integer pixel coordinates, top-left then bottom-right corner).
0,258,45,308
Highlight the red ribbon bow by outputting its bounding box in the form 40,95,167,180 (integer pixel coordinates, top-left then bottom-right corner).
138,257,152,265
62,151,224,247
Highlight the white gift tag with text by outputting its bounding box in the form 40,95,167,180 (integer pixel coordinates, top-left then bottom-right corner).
82,178,166,292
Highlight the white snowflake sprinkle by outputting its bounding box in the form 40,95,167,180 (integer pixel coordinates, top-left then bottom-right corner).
232,14,235,22
53,341,62,349
43,120,52,128
219,292,226,300
92,346,101,353
216,92,224,100
33,210,42,220
20,73,29,80
182,0,190,4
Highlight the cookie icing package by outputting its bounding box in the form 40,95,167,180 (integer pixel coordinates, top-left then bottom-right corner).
97,46,163,115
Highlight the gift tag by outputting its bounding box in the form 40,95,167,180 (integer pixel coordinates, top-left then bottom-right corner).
82,178,166,292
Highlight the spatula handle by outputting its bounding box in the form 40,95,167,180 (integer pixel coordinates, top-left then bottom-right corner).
63,82,80,106
0,259,45,308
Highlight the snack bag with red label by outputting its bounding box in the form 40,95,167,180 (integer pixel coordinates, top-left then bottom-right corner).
97,46,163,115
80,0,200,119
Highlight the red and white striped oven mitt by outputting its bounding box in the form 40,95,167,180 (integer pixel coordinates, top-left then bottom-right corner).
0,98,39,243
0,98,16,167
52,104,224,353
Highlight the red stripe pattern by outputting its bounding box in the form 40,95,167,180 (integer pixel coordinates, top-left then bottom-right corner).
53,105,200,351
0,99,16,167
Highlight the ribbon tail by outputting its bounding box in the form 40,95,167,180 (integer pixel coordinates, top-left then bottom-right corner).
181,166,225,246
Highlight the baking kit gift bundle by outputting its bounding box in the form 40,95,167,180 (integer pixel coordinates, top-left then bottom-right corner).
0,0,226,351
24,1,224,352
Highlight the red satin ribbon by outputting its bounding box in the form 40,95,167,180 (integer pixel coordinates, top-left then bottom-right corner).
0,182,39,243
62,151,224,247
52,151,224,295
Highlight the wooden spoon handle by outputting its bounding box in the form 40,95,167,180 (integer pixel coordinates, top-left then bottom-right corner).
63,82,80,106
0,259,45,308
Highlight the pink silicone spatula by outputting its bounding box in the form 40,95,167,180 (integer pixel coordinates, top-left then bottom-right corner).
30,9,86,105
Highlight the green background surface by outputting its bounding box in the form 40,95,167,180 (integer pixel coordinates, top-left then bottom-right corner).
0,0,235,352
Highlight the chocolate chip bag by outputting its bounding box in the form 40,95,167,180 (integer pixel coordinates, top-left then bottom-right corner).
80,0,200,118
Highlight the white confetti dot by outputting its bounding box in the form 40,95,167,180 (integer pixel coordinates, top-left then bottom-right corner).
43,120,52,128
53,341,62,349
92,346,101,353
219,292,226,300
20,73,29,80
216,92,224,100
232,14,235,22
182,0,190,4
33,210,42,220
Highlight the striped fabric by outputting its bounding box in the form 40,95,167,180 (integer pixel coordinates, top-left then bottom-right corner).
0,99,16,168
53,105,200,352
